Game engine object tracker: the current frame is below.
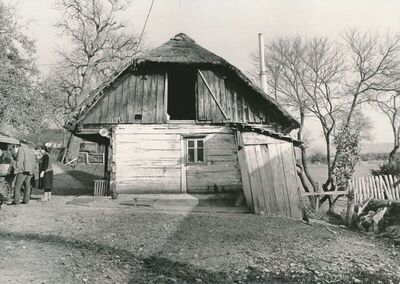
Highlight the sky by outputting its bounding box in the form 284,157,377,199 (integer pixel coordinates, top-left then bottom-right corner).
15,0,400,148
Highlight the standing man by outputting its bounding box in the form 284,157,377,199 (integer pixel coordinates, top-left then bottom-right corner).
13,140,35,205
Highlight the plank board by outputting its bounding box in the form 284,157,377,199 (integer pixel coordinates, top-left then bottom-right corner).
242,132,285,145
256,144,278,215
279,142,303,219
126,74,136,121
235,131,254,211
243,146,263,214
268,143,291,216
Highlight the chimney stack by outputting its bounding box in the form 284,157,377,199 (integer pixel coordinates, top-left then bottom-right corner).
258,33,268,93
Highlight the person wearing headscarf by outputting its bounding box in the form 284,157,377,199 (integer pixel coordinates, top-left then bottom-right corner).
39,145,54,201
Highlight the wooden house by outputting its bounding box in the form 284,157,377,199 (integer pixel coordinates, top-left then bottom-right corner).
65,33,304,218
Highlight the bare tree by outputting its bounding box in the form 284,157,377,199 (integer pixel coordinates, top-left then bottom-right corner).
371,91,400,164
265,36,320,197
51,0,141,162
318,30,400,193
298,37,346,194
54,0,141,108
341,30,400,127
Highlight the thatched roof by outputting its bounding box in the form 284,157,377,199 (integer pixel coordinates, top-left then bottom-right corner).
66,33,299,131
137,33,226,65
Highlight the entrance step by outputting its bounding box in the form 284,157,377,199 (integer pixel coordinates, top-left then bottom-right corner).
191,193,242,207
118,194,199,207
118,193,244,208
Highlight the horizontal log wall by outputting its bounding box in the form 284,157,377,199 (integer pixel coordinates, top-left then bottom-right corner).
84,72,166,125
186,132,242,193
113,124,242,194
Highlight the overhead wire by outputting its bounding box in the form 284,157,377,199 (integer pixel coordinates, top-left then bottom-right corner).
39,0,156,67
135,0,155,55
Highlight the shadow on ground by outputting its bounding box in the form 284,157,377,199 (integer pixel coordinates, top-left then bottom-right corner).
0,230,238,283
51,170,101,196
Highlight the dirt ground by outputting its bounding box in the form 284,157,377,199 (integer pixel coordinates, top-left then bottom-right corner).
0,164,399,284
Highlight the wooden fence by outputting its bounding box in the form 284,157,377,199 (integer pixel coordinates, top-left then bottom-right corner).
94,179,109,196
350,175,400,203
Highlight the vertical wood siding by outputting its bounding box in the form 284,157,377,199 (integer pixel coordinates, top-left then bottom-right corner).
113,124,242,194
81,68,283,127
236,131,303,219
84,72,166,125
197,69,273,124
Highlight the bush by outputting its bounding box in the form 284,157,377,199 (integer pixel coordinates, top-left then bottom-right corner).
308,151,327,164
371,160,400,176
360,152,389,161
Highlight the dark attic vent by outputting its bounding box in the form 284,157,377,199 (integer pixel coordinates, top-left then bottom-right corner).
134,114,142,120
167,66,196,120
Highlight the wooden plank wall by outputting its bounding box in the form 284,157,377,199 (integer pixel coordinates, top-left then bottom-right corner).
81,68,284,128
113,124,242,194
83,72,166,125
236,131,303,218
197,69,274,124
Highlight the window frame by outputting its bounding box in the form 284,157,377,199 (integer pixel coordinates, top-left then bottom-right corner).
186,138,206,164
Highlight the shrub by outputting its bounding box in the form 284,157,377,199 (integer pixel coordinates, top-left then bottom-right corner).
308,151,327,164
371,160,400,177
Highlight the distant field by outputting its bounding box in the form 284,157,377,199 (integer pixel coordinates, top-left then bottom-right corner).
307,161,380,186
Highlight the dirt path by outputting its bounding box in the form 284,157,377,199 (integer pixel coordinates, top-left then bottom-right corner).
0,168,399,283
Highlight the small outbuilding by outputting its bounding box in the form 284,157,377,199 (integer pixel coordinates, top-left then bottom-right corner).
65,33,304,218
0,132,20,150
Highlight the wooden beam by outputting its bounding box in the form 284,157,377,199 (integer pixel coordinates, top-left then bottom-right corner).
180,136,187,193
164,72,168,122
198,70,228,119
302,191,349,197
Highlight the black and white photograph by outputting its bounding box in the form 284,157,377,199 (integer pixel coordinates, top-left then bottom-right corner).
0,0,399,283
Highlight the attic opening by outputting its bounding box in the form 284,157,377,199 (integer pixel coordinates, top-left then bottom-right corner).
167,67,196,120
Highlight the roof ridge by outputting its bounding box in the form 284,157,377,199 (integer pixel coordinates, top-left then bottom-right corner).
171,33,195,43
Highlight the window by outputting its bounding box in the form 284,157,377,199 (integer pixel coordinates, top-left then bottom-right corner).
187,138,205,163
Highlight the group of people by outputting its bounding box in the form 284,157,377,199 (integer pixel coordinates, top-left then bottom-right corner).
0,139,54,205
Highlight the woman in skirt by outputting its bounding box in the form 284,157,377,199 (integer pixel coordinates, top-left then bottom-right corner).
39,145,53,201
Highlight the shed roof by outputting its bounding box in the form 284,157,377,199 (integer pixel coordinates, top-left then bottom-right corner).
230,123,302,147
0,132,20,145
66,33,299,131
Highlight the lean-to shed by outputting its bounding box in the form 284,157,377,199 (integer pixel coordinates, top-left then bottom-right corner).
0,133,20,150
65,33,303,218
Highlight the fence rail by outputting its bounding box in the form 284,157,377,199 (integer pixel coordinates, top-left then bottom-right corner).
350,175,400,203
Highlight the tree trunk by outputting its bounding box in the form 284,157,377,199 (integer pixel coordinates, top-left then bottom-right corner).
63,62,95,163
389,127,399,164
321,131,336,207
296,110,319,207
389,145,399,164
